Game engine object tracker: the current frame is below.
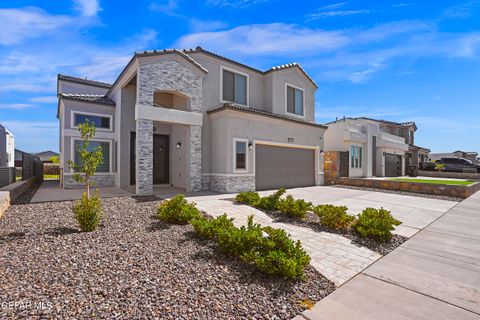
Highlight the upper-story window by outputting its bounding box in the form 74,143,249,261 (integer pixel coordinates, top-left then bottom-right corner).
221,67,248,106
286,84,304,116
74,112,111,130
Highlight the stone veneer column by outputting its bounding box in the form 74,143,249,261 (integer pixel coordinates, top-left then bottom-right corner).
136,119,153,195
187,125,202,192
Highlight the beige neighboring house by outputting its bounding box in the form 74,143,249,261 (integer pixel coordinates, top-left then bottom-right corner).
57,47,327,195
324,117,430,178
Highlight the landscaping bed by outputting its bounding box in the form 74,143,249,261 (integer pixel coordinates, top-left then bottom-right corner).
0,197,335,319
388,178,474,186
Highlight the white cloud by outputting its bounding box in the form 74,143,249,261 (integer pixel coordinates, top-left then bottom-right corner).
0,103,35,110
189,19,228,32
73,0,101,17
317,2,348,10
149,0,179,16
1,121,58,153
30,96,58,103
175,23,349,55
0,7,71,45
206,0,268,8
443,1,480,19
307,10,370,21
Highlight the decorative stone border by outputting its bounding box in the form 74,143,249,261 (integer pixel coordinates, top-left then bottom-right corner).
0,176,39,204
418,170,480,180
334,177,480,199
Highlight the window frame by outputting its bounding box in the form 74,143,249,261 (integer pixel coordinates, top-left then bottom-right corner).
350,145,363,169
71,111,113,132
285,83,305,118
233,138,249,173
71,138,112,174
220,65,249,107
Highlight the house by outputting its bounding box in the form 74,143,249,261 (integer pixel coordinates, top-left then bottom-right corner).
0,124,15,167
34,150,59,163
430,150,479,163
323,117,429,178
57,47,327,195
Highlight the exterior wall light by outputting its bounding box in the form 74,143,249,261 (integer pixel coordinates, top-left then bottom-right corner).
248,142,253,150
176,142,182,149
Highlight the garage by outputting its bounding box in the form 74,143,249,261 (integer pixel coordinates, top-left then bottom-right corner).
385,153,402,177
255,144,316,190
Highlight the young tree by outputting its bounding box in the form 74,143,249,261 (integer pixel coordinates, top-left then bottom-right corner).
67,120,103,199
49,155,60,164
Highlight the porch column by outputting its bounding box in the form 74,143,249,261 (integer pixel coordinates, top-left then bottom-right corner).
136,118,153,195
187,125,202,192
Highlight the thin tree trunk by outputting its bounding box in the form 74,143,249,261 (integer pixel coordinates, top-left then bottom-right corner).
86,175,90,200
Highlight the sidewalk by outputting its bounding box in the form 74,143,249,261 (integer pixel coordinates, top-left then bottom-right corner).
300,190,480,320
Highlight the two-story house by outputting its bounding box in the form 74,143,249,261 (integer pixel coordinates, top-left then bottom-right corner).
57,47,327,195
323,117,429,178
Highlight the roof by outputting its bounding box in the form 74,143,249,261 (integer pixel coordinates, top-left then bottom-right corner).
136,48,208,73
409,144,431,153
326,117,416,129
57,74,112,89
58,93,115,106
264,63,318,88
207,103,328,129
34,150,59,156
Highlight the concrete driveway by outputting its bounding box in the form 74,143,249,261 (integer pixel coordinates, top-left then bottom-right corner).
188,186,457,286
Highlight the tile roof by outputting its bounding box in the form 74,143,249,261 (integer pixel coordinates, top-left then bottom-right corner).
58,93,115,105
264,63,318,88
57,74,112,88
326,117,416,129
207,103,327,129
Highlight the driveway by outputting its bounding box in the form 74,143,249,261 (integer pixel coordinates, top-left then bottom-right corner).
187,186,457,286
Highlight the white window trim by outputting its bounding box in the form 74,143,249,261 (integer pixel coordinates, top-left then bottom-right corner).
70,138,113,174
220,65,249,107
71,110,113,132
285,82,305,119
233,138,249,173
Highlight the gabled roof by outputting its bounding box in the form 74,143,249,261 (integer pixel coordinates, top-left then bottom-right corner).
57,74,112,89
208,103,327,129
326,117,416,130
264,63,318,88
58,93,115,106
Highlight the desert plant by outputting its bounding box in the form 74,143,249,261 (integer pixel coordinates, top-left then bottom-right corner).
277,195,313,219
157,194,201,224
190,214,235,239
255,188,286,211
435,163,445,172
73,191,103,232
313,204,355,229
235,191,261,206
354,207,401,242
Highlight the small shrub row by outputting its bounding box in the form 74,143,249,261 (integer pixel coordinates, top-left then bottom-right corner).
235,189,401,242
191,214,311,279
157,194,201,223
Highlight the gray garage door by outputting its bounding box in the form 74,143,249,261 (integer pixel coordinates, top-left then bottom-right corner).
255,144,315,190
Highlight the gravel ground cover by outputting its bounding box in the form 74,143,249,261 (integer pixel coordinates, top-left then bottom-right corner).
332,185,463,202
0,197,335,319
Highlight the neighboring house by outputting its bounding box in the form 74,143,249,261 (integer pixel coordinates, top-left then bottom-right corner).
430,150,479,163
0,124,15,167
324,117,429,178
57,47,327,195
34,150,59,163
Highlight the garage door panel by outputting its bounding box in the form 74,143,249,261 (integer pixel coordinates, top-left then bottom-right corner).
255,144,315,190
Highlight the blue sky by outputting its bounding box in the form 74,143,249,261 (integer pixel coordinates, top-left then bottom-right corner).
0,0,479,153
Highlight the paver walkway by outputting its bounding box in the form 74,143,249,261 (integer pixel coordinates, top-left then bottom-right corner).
193,197,380,285
300,190,480,320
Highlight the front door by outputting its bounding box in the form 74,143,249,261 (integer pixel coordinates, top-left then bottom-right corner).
385,153,402,177
153,134,169,184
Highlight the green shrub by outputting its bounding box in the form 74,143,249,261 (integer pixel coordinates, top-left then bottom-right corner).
313,204,355,229
190,214,234,239
277,195,313,219
73,191,103,232
255,188,286,211
354,207,401,242
157,194,200,224
235,191,261,205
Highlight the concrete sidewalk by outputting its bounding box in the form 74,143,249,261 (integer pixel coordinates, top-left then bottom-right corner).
300,190,480,320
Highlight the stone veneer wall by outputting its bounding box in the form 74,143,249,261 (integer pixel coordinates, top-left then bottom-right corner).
335,177,480,199
324,151,340,185
64,174,115,189
0,191,10,218
209,175,255,193
136,59,203,195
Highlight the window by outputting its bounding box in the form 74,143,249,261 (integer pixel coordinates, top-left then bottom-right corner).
286,85,304,116
222,68,247,105
74,113,111,129
350,145,362,168
234,139,247,171
74,140,110,172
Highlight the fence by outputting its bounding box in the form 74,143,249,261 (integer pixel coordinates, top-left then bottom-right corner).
22,153,43,181
43,163,60,180
0,167,15,188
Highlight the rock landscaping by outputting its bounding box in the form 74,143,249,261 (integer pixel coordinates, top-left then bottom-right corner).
0,197,335,319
